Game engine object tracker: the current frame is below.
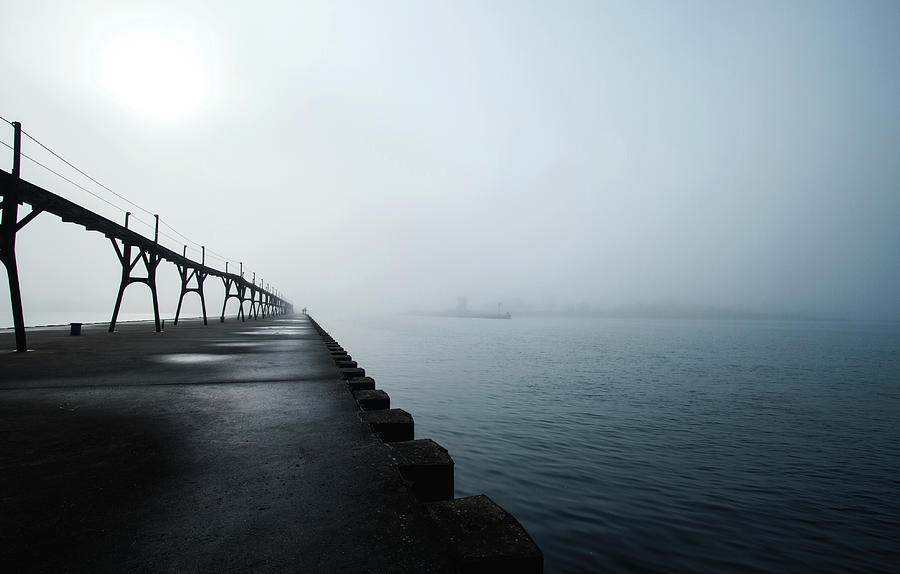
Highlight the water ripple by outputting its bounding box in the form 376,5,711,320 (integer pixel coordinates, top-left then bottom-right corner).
326,316,900,573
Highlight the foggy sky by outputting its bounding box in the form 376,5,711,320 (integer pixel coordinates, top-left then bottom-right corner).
2,0,899,326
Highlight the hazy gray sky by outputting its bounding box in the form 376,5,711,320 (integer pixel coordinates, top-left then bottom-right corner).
2,0,898,325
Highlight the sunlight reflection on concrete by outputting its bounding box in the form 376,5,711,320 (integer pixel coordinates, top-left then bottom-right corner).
147,353,233,364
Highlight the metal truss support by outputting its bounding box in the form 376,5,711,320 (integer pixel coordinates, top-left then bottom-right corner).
261,282,270,318
2,121,292,343
109,234,162,333
220,275,246,323
174,246,208,325
259,289,268,319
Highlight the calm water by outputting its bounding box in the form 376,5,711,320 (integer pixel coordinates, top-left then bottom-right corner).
322,315,900,573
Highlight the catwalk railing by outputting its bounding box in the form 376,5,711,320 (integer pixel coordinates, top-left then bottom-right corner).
0,121,292,352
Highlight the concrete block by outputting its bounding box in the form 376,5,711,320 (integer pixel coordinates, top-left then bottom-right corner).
388,439,454,502
340,367,366,380
360,408,413,442
352,389,390,411
426,495,543,574
335,359,358,368
347,377,376,391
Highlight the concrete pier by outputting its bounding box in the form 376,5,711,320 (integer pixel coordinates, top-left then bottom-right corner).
0,314,541,572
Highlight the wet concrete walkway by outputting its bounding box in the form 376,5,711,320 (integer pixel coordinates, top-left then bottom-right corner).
0,315,456,572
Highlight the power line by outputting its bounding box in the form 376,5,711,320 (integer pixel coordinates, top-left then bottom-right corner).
1,140,125,215
19,131,243,264
162,217,242,263
207,251,230,263
158,230,181,244
206,246,237,263
20,129,156,218
12,150,179,254
6,133,206,253
159,217,202,248
129,213,155,231
6,138,237,264
206,253,227,263
3,123,282,295
159,217,243,264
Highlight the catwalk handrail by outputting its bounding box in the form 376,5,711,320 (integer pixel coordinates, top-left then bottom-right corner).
0,168,282,299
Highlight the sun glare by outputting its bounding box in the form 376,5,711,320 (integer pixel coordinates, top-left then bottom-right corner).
99,28,209,120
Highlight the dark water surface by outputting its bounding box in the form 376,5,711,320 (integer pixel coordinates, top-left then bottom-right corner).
324,315,900,573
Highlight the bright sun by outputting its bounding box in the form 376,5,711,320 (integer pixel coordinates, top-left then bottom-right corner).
99,28,209,120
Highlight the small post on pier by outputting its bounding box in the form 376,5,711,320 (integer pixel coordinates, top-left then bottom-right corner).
12,121,21,178
1,121,27,351
154,214,159,243
125,211,130,229
201,246,205,266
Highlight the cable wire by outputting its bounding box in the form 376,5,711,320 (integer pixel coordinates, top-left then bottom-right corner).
7,134,198,253
160,217,203,249
129,213,155,231
206,247,235,264
1,140,125,215
20,129,156,217
3,124,284,298
159,218,241,264
158,230,187,248
11,126,225,257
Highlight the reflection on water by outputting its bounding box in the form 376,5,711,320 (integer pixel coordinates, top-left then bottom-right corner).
324,316,900,574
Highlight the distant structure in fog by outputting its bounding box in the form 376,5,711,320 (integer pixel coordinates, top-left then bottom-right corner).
429,297,510,319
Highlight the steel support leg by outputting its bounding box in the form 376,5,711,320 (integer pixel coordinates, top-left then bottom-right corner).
1,162,29,351
220,277,232,322
149,268,161,332
1,249,27,352
109,258,129,333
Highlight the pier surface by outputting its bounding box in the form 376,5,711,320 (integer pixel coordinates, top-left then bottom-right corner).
0,315,456,572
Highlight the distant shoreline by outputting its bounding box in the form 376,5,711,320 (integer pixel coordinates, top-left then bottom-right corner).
408,310,895,322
